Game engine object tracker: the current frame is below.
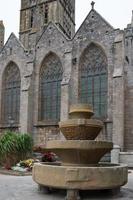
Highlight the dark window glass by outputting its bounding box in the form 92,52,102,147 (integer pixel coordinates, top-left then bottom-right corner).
39,53,63,121
79,44,107,118
30,8,34,28
44,4,49,24
2,62,21,124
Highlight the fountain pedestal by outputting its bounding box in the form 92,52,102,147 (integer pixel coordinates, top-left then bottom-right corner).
65,189,80,200
33,104,128,200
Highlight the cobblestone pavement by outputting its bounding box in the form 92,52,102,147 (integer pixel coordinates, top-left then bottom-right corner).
0,171,133,200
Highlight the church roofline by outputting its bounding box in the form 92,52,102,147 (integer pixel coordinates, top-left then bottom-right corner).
73,7,114,39
0,32,27,54
36,21,71,46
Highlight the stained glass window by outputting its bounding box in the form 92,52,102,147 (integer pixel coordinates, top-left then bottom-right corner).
39,53,63,121
79,43,107,118
2,62,21,124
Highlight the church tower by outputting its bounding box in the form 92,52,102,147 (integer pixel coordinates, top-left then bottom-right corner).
0,21,5,51
19,0,75,48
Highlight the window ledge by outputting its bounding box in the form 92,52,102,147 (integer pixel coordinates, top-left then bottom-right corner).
0,124,20,128
103,119,112,123
34,120,59,127
91,117,112,123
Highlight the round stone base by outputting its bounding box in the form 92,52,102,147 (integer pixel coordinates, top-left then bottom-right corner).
32,163,128,190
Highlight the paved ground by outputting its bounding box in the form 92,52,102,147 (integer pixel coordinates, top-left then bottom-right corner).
0,171,133,200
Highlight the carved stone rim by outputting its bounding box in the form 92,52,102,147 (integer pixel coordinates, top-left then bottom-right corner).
69,104,94,114
46,140,113,150
59,119,103,127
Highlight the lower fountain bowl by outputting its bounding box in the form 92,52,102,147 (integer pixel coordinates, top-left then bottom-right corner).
33,163,128,190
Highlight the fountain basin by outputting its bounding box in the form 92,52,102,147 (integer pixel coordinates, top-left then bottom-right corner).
33,163,128,190
33,103,128,198
59,119,103,140
45,140,113,165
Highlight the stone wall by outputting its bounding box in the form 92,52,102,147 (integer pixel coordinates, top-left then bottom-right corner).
124,26,133,151
0,33,33,134
31,23,72,144
33,126,60,145
71,9,120,143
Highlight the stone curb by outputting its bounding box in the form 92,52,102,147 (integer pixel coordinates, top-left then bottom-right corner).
0,169,32,176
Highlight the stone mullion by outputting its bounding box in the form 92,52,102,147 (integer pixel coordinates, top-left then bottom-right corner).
60,51,72,122
112,33,125,150
19,90,29,133
20,62,34,133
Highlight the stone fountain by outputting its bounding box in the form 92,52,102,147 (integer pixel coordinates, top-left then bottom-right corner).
33,104,128,200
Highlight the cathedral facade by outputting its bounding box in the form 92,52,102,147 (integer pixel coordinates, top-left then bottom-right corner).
0,0,133,166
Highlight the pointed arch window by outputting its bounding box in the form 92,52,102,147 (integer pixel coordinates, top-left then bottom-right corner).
2,62,21,124
79,43,108,118
39,53,63,121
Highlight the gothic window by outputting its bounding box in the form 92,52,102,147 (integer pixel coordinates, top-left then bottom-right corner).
79,43,108,118
2,62,21,124
39,3,49,24
39,53,63,121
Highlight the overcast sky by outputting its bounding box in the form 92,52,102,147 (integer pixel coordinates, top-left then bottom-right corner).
0,0,133,41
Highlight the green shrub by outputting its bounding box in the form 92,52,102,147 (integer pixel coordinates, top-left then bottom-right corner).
0,131,33,169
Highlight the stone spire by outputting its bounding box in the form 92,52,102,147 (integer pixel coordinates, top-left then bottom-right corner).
0,21,5,50
131,10,133,27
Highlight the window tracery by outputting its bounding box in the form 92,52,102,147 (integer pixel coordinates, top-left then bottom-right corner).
2,62,21,124
39,53,63,121
79,43,107,118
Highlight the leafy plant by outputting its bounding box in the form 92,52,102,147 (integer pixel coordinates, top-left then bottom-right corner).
15,133,33,160
0,131,33,169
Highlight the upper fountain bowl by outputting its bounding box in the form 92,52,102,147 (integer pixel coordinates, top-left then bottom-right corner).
69,104,94,119
59,104,103,140
59,119,103,140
